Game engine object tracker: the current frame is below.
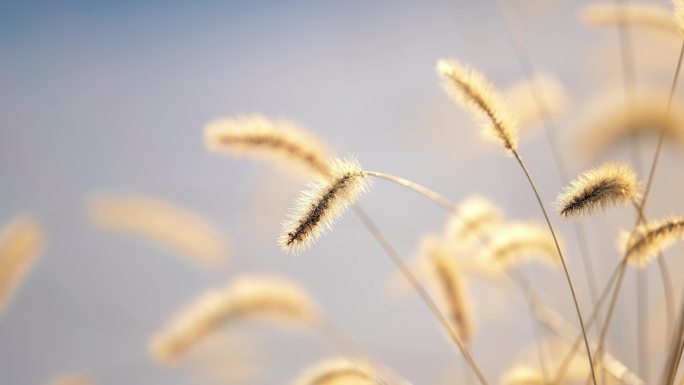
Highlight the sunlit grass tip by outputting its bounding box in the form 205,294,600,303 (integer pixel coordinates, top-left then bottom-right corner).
290,358,383,385
150,275,317,363
204,114,332,178
0,216,43,316
437,58,519,154
445,195,503,242
482,222,561,271
576,88,684,158
580,3,680,36
420,236,475,343
280,158,370,253
554,163,639,219
619,216,684,267
88,194,231,267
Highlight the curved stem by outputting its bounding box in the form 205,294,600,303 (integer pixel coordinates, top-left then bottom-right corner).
352,205,490,385
662,286,684,385
508,268,551,385
640,41,684,212
636,268,648,380
511,150,598,385
591,260,628,383
364,171,460,212
493,0,603,339
592,117,684,382
631,200,675,346
658,255,675,339
551,261,623,384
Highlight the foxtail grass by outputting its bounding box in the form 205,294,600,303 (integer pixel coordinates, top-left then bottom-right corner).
280,158,369,253
554,163,638,219
289,358,401,385
0,216,43,316
88,194,231,267
205,114,332,178
580,3,680,36
150,275,317,363
421,236,475,343
493,0,606,346
437,57,597,385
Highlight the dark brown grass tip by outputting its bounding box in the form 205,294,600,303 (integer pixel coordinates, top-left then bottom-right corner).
554,163,638,219
279,158,370,254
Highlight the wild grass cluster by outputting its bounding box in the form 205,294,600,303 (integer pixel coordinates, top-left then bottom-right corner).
7,1,684,384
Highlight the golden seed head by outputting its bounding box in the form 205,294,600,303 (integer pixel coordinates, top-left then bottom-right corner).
445,195,504,242
420,236,475,343
280,158,370,253
204,114,332,178
0,216,43,316
150,275,317,363
576,88,684,158
88,194,231,267
555,163,639,219
437,58,519,154
580,3,680,35
290,358,381,385
482,222,561,272
619,217,684,267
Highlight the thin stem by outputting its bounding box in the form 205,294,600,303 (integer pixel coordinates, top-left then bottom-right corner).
492,0,603,337
511,150,597,385
658,255,675,339
615,1,648,375
517,261,644,385
616,0,636,105
552,261,623,384
631,201,675,341
636,268,648,380
593,39,684,375
364,171,460,212
352,205,490,385
662,286,684,385
509,268,551,385
640,41,684,212
591,260,629,385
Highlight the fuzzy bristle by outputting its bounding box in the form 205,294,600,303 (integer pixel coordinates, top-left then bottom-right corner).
0,216,43,316
437,59,519,153
291,358,386,385
420,236,475,343
205,115,332,178
483,222,561,271
280,158,370,253
555,163,638,219
88,194,231,267
580,3,680,35
445,196,503,242
619,217,684,267
151,275,317,363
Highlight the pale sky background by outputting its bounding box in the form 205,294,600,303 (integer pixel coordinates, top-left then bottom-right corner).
2,0,684,384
